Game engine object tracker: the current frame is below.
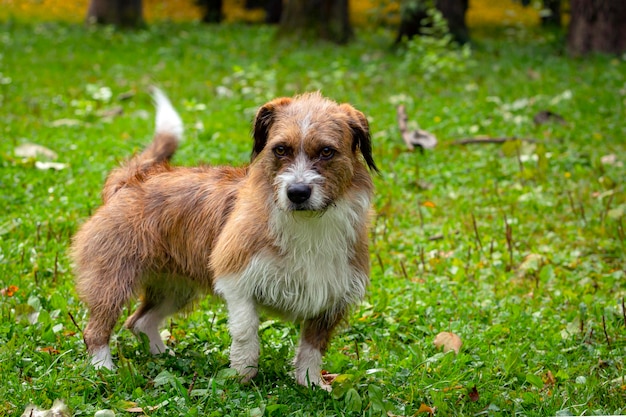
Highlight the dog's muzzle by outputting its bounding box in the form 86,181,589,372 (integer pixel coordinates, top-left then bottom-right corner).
287,183,312,205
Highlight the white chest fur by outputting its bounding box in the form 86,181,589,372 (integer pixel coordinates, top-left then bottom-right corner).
218,195,370,321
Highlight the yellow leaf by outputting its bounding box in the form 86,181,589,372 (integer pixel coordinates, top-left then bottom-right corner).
417,403,436,415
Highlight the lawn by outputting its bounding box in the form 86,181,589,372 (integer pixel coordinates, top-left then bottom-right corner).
1,17,625,417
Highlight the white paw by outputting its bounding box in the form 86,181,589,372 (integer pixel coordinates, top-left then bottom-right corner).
90,346,115,370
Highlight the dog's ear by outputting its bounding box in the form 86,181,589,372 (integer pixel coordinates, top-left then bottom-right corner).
340,104,379,173
252,97,293,162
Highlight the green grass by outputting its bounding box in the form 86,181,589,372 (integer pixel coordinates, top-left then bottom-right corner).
1,20,625,416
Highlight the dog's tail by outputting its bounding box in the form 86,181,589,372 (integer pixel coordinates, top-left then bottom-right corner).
102,87,184,203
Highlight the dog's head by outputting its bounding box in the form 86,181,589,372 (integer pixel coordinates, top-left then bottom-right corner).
251,92,377,212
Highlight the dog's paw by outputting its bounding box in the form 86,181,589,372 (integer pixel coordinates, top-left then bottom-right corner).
232,364,258,383
90,346,116,371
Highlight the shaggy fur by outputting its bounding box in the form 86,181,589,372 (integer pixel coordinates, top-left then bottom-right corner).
71,88,377,390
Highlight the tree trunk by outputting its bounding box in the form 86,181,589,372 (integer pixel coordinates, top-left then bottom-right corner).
278,0,352,44
86,0,144,27
198,0,223,23
245,0,283,23
436,0,469,44
567,0,626,55
541,0,561,27
396,0,469,45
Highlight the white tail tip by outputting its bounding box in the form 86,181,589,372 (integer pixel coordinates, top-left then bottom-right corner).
151,87,184,141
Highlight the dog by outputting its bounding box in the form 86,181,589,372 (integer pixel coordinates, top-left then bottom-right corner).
71,88,377,390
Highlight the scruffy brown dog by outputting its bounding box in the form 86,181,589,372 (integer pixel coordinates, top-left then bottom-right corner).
71,88,377,390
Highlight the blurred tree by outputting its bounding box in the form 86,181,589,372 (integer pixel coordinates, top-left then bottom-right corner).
396,0,469,45
196,0,223,23
567,0,626,54
245,0,283,23
86,0,144,27
278,0,352,44
540,0,561,27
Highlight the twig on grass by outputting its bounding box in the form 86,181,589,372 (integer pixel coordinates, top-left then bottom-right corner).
504,215,514,271
602,314,611,348
471,212,483,251
68,311,83,335
451,137,537,145
400,261,409,280
187,371,198,397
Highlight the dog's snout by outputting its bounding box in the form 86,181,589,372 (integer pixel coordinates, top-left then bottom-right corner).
287,183,312,204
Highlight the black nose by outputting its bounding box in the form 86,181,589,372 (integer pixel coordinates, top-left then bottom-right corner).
287,183,312,204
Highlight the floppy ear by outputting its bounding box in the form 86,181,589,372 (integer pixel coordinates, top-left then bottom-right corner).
340,104,379,173
251,97,292,162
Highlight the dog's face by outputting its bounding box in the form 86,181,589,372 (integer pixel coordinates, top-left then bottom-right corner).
251,92,377,212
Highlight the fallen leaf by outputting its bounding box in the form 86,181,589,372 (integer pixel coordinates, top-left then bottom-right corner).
601,154,622,166
15,143,58,159
545,370,556,386
421,201,436,208
517,253,546,277
434,332,462,354
468,385,480,402
117,90,135,101
409,129,438,150
97,106,124,118
50,118,82,127
21,399,70,417
1,285,18,296
417,403,436,415
35,161,67,171
533,110,566,125
38,346,60,355
321,370,339,384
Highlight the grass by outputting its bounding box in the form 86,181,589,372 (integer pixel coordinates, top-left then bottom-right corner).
1,19,625,417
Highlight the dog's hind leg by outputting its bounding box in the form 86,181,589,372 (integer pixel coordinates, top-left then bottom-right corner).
125,279,197,355
79,266,139,370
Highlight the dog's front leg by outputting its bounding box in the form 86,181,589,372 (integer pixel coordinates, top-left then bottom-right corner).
295,310,345,391
215,279,260,382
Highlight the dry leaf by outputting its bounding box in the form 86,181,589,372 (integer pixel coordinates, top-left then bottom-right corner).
50,118,82,127
38,346,60,355
545,370,556,386
533,110,566,125
417,403,436,415
125,406,162,413
15,143,58,159
97,106,124,118
321,370,339,384
600,154,622,166
35,161,67,171
21,400,70,417
434,332,462,354
1,285,19,296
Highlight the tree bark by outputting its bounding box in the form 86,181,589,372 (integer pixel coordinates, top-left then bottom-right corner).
198,0,223,23
86,0,144,27
541,0,561,27
436,0,469,44
396,0,469,45
567,0,626,55
278,0,352,44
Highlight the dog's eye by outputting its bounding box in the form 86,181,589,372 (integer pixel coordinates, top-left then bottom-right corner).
319,147,335,160
273,146,288,158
